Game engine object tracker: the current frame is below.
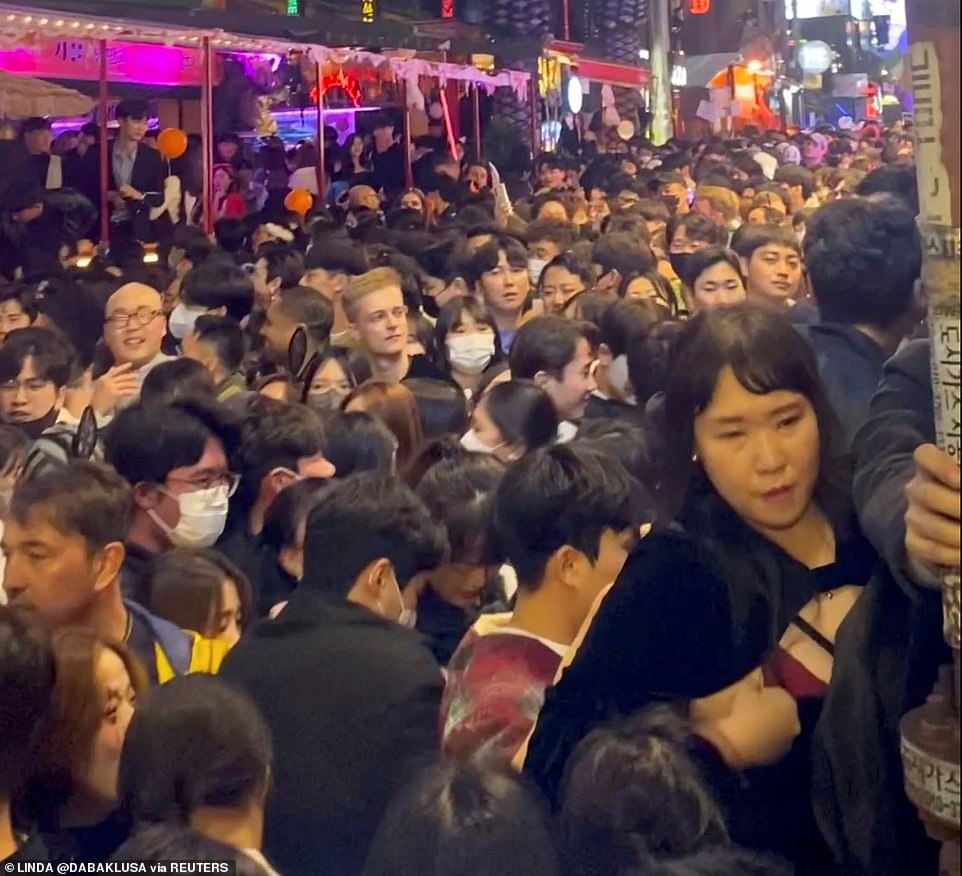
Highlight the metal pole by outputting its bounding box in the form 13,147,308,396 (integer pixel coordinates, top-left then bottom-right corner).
98,39,109,244
201,36,214,234
899,0,961,872
648,0,673,145
315,63,326,204
529,78,540,157
400,79,413,189
473,85,482,162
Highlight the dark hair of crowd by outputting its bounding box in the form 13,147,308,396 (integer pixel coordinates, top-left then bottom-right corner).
118,675,271,825
494,444,641,591
416,453,505,567
181,259,255,324
10,459,132,551
0,605,55,801
559,707,728,873
362,758,561,876
0,325,76,388
104,397,240,489
140,358,217,406
405,378,469,442
665,213,726,249
192,315,248,375
803,196,921,328
113,824,268,876
148,547,253,639
679,246,745,291
509,316,597,382
301,473,448,595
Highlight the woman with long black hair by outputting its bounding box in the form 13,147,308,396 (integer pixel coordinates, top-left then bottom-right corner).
522,305,876,873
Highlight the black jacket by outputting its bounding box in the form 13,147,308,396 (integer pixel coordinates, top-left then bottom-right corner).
525,490,875,872
77,142,171,242
812,339,944,876
218,588,443,876
797,322,888,448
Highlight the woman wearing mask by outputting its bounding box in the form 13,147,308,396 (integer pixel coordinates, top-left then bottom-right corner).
461,380,558,463
301,349,361,414
434,299,502,399
25,629,146,863
523,306,874,874
147,548,252,649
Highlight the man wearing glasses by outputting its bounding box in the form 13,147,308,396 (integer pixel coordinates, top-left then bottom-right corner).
101,283,173,413
102,398,240,607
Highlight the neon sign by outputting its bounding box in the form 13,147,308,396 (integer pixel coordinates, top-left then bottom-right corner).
441,0,455,17
311,72,364,107
361,0,376,22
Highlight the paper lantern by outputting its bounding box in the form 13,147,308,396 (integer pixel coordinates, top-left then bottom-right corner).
689,0,710,13
157,127,187,160
285,188,313,215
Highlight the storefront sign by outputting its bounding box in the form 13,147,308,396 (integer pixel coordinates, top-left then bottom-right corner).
0,38,206,87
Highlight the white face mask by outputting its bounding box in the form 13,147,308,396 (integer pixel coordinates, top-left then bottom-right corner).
528,258,549,286
149,484,230,549
447,333,495,374
168,303,206,340
460,428,503,455
607,354,636,404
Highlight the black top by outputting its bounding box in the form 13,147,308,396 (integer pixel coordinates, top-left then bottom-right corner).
404,354,449,382
583,393,645,424
30,153,52,187
525,492,876,873
370,143,406,197
219,588,442,876
797,322,888,448
119,542,154,607
813,339,945,876
217,524,297,619
41,812,129,864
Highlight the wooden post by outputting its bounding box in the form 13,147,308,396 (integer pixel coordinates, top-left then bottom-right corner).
400,78,413,188
201,36,214,234
899,1,961,873
98,39,109,244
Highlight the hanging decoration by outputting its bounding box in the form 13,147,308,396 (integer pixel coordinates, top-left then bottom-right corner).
310,70,364,107
689,0,710,13
361,0,376,23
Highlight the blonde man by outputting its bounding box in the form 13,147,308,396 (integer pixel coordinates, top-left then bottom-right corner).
344,268,445,383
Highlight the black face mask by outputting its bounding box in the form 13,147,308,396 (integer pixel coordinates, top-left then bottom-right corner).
669,252,695,286
421,291,441,319
15,406,60,440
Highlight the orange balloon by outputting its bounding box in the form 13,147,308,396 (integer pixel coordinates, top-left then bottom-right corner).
285,188,313,215
157,127,187,160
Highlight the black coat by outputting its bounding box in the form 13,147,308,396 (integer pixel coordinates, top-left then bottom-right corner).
812,339,945,875
218,588,443,876
76,142,171,242
797,322,888,449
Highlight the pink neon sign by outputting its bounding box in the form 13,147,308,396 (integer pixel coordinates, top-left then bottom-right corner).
0,38,212,87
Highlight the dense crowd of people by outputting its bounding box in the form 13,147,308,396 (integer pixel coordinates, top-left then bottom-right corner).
0,108,958,876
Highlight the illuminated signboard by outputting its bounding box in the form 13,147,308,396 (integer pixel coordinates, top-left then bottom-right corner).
0,38,206,87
